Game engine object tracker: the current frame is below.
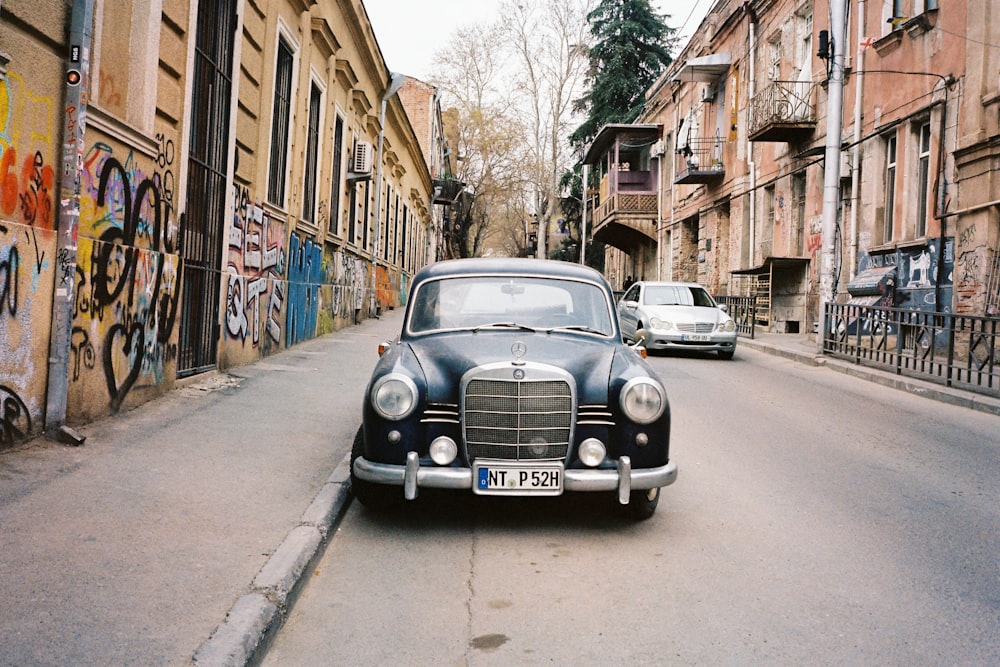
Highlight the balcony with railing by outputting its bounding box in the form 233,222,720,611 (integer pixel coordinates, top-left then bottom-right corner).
748,80,818,142
674,136,725,185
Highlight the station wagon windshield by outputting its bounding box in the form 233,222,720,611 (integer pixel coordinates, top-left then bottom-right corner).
408,276,615,336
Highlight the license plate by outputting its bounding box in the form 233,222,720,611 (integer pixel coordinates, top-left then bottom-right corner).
474,461,563,496
682,333,710,342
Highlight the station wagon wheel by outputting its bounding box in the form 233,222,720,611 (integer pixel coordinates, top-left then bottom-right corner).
619,487,660,520
350,426,399,510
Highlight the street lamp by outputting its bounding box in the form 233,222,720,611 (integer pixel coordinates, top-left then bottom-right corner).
371,71,405,318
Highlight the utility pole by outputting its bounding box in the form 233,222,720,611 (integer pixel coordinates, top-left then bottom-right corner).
817,0,848,354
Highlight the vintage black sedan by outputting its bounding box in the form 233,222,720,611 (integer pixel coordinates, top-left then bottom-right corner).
351,258,676,519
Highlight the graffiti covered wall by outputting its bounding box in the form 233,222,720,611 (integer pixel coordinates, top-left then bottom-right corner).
1,67,61,444
219,190,377,366
221,190,288,367
68,141,182,422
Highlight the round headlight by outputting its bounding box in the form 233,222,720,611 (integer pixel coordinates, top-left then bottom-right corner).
429,436,458,465
619,377,666,424
578,438,606,467
371,374,418,420
719,318,737,332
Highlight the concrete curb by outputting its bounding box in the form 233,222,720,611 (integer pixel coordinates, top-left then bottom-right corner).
193,453,354,666
741,338,1000,417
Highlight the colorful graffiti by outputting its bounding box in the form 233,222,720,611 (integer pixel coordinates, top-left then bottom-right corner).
75,145,182,412
286,233,322,346
1,71,57,231
225,187,286,350
1,69,60,442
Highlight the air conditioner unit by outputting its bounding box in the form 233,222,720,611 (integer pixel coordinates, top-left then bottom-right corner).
651,139,665,157
352,141,373,174
701,85,716,103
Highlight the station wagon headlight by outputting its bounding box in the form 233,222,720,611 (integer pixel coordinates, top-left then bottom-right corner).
649,317,671,331
371,374,418,420
620,377,666,424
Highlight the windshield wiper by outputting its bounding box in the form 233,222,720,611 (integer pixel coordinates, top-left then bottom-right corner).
545,324,607,335
472,322,537,333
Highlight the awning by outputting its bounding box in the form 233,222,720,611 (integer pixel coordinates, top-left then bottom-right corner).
731,257,810,275
672,52,732,83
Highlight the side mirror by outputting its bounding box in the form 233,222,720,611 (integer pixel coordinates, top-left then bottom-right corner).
718,303,729,314
631,334,648,359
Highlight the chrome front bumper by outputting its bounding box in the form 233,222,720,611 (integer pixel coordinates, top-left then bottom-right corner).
353,453,678,504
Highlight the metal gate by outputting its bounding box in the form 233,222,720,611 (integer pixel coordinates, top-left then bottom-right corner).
177,1,237,376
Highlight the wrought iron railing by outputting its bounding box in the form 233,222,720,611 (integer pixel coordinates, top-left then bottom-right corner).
747,80,818,137
674,136,725,181
715,295,757,338
823,303,1000,397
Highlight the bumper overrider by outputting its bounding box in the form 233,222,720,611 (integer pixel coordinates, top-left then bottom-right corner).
353,453,678,504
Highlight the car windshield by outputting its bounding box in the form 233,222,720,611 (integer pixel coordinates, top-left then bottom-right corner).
642,285,716,308
408,276,615,336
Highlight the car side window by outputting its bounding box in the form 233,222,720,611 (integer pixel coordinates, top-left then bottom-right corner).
623,285,639,303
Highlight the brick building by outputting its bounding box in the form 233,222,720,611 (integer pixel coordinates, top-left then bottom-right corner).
588,0,996,334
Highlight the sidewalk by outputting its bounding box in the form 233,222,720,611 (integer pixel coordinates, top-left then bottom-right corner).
740,330,1000,417
0,309,406,667
2,313,997,667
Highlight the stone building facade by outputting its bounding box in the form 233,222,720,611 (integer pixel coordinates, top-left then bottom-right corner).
0,0,445,445
590,0,994,334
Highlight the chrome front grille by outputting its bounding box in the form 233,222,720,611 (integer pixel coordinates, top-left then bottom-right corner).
463,373,573,462
676,322,715,334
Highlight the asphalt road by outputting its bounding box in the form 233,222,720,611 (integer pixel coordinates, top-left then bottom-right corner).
262,345,1000,666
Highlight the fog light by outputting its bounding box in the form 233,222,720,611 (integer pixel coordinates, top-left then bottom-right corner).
387,430,402,445
578,438,606,467
635,432,649,447
429,436,458,465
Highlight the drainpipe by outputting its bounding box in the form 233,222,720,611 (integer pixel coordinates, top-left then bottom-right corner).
44,0,94,443
849,0,867,279
371,72,405,318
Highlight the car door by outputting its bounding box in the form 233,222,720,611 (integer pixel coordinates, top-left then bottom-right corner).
617,284,641,341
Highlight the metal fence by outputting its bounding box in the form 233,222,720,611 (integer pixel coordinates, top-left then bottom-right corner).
823,302,1000,397
715,295,757,338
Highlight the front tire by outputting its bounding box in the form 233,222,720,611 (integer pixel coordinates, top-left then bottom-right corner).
350,426,399,510
619,486,660,520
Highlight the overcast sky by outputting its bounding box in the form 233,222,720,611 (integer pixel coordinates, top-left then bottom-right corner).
364,0,713,81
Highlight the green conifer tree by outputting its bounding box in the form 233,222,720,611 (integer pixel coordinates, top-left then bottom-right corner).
571,0,677,151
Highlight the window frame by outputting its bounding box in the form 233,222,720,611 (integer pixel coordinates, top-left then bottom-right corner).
302,78,324,224
915,122,931,238
883,132,898,244
267,32,298,208
329,112,346,236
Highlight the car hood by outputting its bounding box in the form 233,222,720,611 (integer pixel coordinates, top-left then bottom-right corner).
403,331,617,404
640,304,727,324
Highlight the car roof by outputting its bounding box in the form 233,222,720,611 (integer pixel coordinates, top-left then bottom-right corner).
636,281,705,288
412,258,609,286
